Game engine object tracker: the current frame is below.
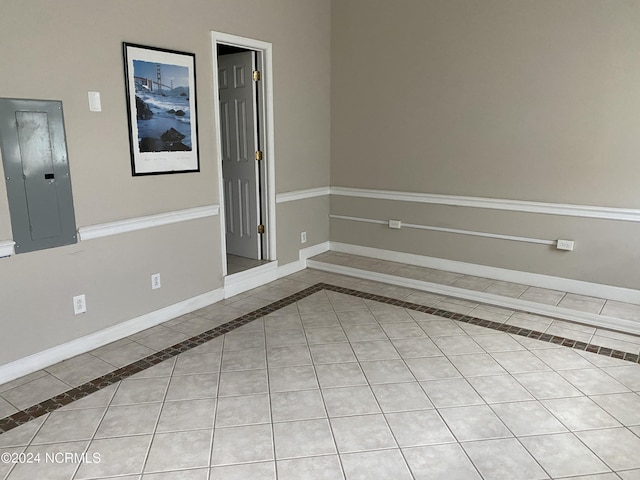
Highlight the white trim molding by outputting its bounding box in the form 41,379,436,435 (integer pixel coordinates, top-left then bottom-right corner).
328,242,640,306
330,187,640,222
266,185,640,223
307,257,640,336
275,241,331,280
299,241,331,261
77,205,219,241
0,240,15,258
224,241,332,298
0,240,332,384
225,262,280,298
276,187,331,204
211,31,277,276
0,288,225,385
329,214,555,246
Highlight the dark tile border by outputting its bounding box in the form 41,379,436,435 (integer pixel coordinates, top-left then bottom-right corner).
1,282,638,434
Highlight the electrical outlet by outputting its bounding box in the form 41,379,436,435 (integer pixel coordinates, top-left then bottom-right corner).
151,273,161,290
556,239,575,251
73,294,86,315
301,231,307,244
389,219,402,229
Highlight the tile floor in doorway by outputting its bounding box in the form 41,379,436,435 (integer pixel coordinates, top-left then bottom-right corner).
1,268,640,479
226,255,271,275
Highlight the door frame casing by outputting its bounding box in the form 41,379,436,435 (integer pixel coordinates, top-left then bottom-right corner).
211,31,276,276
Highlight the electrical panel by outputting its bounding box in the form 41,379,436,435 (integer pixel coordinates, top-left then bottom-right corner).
0,98,77,253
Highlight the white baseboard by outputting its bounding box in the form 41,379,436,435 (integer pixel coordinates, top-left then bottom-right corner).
277,260,305,278
0,241,331,387
0,240,15,258
225,241,332,297
299,241,331,261
329,242,640,305
276,241,331,278
3,236,635,391
224,262,280,298
0,256,301,385
0,288,225,386
307,259,640,336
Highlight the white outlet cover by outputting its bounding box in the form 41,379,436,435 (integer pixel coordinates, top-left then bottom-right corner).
556,239,574,251
73,294,86,315
151,273,161,289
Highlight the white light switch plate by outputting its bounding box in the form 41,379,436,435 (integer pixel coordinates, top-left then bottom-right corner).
88,91,102,112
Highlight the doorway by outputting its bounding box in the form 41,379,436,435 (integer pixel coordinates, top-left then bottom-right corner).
212,33,276,277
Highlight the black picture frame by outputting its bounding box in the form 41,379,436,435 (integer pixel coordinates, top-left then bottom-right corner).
123,43,200,175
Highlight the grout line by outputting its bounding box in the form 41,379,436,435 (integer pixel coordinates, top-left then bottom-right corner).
69,387,114,478
207,333,226,472
598,299,608,316
138,352,176,477
556,291,568,307
305,292,349,480
374,309,472,478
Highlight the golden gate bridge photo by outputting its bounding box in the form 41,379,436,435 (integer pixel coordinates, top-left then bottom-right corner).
132,60,192,153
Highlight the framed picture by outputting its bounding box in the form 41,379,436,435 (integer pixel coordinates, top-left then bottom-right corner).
123,43,200,175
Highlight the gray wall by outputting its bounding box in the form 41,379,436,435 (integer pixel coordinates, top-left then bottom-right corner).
5,0,640,370
331,0,640,289
0,0,331,366
331,196,640,289
277,196,330,265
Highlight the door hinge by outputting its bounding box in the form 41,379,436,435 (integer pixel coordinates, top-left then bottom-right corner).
255,150,263,161
252,70,261,82
257,224,265,234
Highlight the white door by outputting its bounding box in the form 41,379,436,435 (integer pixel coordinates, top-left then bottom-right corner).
219,51,260,259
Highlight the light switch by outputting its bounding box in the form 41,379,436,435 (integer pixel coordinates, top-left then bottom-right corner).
88,91,102,112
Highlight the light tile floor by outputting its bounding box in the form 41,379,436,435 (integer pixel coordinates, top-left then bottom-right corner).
226,254,271,275
310,251,640,353
1,267,640,479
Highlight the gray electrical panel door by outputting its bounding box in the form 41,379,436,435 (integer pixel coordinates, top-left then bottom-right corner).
0,98,77,253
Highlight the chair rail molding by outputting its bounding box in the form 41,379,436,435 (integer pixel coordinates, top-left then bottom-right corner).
330,187,640,222
78,205,220,241
276,187,331,204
